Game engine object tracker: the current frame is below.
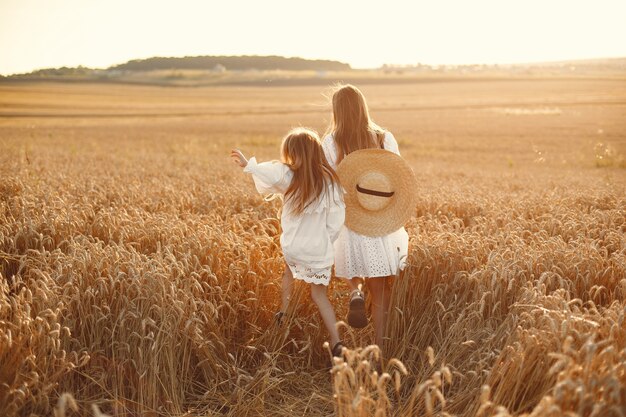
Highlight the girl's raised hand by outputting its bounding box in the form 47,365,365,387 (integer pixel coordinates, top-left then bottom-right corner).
230,149,248,168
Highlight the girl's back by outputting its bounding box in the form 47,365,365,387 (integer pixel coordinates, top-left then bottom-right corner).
231,127,346,357
236,127,345,285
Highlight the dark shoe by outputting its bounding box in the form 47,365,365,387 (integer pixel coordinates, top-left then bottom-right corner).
331,341,345,358
274,311,285,326
347,290,367,328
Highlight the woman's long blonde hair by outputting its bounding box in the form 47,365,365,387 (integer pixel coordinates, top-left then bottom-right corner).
327,84,386,163
281,128,340,215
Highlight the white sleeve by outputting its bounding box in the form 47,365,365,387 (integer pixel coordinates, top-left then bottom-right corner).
243,157,292,194
383,132,401,156
325,185,345,243
326,205,345,244
322,135,338,170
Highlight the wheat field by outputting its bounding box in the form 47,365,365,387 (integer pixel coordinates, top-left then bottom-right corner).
0,78,625,416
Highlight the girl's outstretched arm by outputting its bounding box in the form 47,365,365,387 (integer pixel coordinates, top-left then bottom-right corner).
230,148,292,195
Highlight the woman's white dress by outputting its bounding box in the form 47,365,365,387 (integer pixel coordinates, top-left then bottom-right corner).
243,158,345,286
322,132,409,279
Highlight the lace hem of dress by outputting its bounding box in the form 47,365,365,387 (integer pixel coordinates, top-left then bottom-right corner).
287,263,331,286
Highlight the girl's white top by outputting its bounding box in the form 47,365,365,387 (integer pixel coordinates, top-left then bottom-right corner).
322,131,409,278
243,159,345,285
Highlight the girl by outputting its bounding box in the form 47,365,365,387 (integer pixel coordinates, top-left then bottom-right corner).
230,128,346,357
322,84,409,350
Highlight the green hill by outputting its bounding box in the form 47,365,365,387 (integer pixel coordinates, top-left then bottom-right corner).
110,55,351,72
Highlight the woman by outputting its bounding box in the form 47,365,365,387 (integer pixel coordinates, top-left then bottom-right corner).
322,84,408,349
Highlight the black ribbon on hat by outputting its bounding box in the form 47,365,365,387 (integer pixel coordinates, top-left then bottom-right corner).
356,184,395,198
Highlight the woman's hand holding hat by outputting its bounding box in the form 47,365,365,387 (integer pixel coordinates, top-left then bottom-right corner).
337,149,418,237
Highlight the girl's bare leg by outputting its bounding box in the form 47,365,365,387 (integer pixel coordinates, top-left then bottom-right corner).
310,283,341,347
365,276,393,349
281,263,294,313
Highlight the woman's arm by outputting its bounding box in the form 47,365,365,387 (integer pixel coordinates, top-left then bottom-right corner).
383,132,401,155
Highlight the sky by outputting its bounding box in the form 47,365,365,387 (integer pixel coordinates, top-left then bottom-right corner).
1,0,626,75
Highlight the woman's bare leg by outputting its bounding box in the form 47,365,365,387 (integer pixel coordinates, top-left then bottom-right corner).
365,276,393,348
344,277,367,328
347,277,363,292
281,263,294,313
310,283,341,347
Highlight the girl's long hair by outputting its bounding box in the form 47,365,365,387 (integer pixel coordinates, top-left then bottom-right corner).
327,84,386,163
281,128,340,215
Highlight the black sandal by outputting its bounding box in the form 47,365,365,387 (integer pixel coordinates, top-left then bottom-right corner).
331,341,345,358
347,290,368,328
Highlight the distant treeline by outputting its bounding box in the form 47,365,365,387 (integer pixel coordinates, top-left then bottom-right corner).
110,55,351,72
17,66,95,78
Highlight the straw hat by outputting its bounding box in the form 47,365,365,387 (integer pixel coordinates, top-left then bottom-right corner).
337,149,418,237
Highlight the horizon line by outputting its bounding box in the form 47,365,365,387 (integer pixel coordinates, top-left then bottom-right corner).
3,53,626,77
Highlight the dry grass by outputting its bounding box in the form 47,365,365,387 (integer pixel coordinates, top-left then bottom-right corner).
0,79,625,416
